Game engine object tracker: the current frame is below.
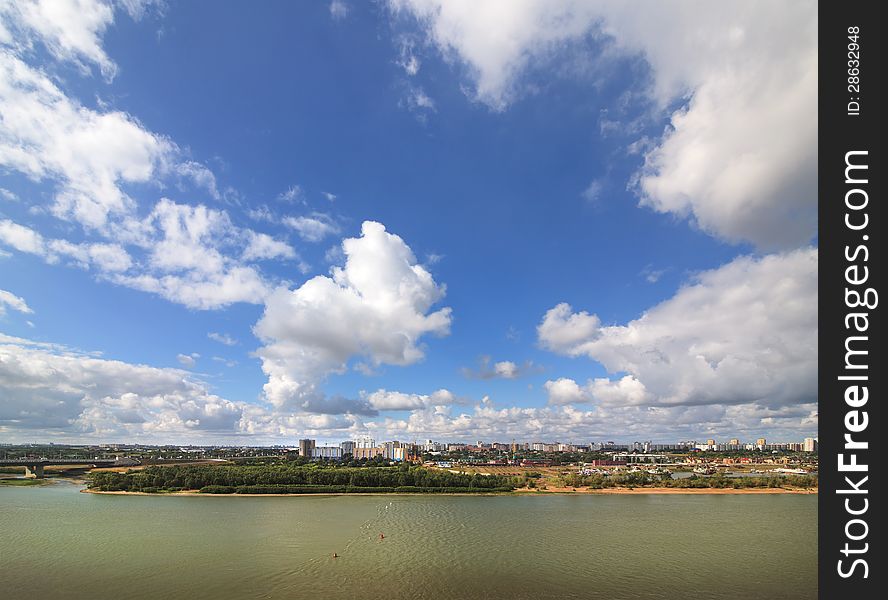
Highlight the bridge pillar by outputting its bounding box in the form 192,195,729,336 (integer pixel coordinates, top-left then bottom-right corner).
24,464,45,479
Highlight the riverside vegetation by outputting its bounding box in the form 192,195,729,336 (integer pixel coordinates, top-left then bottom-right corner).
88,464,516,494
86,463,817,494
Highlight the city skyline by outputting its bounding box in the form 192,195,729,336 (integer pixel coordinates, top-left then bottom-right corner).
0,1,817,445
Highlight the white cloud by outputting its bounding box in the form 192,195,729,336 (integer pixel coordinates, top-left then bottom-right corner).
254,221,452,412
0,51,175,230
365,388,455,411
283,213,341,242
405,85,435,112
366,398,817,444
0,218,133,272
395,36,421,76
1,0,118,78
176,353,197,368
47,238,133,272
538,248,817,410
107,199,282,309
207,332,238,346
0,218,45,254
581,178,604,204
389,0,817,249
537,302,600,353
545,375,650,406
175,161,220,200
278,184,304,204
0,331,817,443
461,356,533,380
640,264,666,283
543,377,585,405
0,5,300,311
329,0,349,21
242,230,296,262
246,204,275,222
1,200,298,310
0,288,33,316
0,335,244,438
0,333,371,443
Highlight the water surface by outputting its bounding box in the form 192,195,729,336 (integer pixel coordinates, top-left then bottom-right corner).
0,481,816,599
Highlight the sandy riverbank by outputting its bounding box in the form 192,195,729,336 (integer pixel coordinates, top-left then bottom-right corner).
522,486,817,495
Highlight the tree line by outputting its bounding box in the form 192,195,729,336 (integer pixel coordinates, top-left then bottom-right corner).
88,464,517,493
552,471,817,489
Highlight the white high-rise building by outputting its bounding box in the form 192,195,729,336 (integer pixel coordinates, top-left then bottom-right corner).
312,446,342,459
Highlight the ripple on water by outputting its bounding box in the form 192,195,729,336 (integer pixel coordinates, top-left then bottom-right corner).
0,488,817,600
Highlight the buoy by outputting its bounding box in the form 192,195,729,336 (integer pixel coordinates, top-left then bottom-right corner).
379,533,385,539
332,552,338,558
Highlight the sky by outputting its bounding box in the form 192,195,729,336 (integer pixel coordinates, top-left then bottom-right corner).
0,0,818,445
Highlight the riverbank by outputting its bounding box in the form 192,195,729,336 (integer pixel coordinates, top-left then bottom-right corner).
82,486,816,496
522,486,817,495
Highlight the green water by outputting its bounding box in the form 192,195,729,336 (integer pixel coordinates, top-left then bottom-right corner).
0,481,816,599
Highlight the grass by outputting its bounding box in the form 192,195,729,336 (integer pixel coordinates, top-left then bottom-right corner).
0,478,49,486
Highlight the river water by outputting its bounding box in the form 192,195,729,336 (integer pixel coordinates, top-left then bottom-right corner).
0,480,816,599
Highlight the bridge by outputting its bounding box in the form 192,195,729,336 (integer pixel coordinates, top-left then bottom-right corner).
0,457,141,478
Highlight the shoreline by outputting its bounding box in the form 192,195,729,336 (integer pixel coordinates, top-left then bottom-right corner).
81,486,817,497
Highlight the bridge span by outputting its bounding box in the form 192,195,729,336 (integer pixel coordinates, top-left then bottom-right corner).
0,457,141,478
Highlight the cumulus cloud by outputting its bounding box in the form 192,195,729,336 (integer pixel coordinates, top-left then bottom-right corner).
389,0,817,249
0,330,816,443
0,335,242,438
538,248,817,410
544,375,650,406
365,388,455,411
254,221,452,412
0,288,33,316
0,334,371,443
366,399,816,444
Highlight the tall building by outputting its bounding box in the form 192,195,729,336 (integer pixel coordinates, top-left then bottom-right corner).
312,446,342,459
354,446,382,460
803,437,817,452
756,438,767,448
298,439,316,457
340,441,356,456
729,438,740,446
706,439,716,446
355,437,376,449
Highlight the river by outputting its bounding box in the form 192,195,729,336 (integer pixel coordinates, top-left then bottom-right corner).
0,480,816,599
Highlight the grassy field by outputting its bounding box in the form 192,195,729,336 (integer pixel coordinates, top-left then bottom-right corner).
0,478,50,486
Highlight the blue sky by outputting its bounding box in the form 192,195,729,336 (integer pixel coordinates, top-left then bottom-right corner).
0,0,817,445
